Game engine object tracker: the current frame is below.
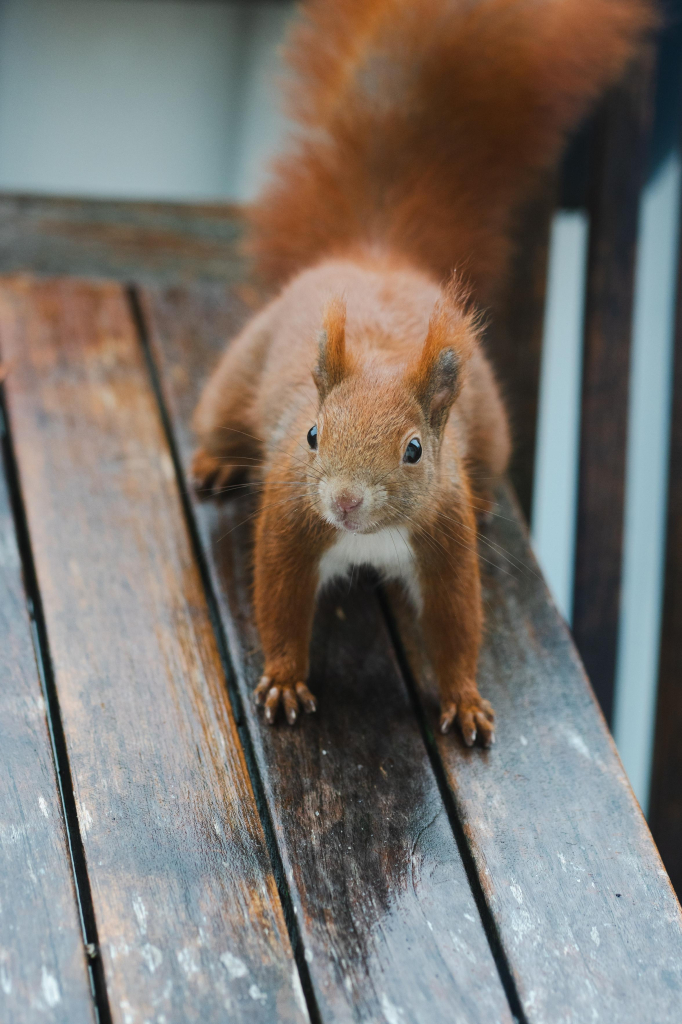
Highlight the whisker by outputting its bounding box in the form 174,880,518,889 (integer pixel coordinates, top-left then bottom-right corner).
216,424,318,475
215,493,315,544
209,455,266,463
389,498,513,580
454,495,518,525
384,503,456,589
428,504,538,579
206,479,313,497
427,516,517,579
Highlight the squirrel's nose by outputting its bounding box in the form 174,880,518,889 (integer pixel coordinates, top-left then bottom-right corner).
334,491,364,514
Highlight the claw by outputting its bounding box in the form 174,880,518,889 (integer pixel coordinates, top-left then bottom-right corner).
479,698,495,722
295,682,317,714
254,676,271,705
439,702,457,734
474,709,495,748
264,685,281,724
282,687,299,725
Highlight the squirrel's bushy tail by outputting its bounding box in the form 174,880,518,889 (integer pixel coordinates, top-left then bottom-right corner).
249,0,653,298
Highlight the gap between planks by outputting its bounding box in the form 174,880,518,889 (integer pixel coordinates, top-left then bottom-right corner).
0,276,310,1024
126,286,324,1024
0,383,113,1024
376,586,529,1024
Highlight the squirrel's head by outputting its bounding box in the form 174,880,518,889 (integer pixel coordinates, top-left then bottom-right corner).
306,293,477,534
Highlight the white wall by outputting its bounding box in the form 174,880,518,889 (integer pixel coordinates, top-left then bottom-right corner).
0,0,293,201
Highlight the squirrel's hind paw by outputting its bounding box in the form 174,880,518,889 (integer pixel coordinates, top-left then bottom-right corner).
254,675,317,726
191,446,245,499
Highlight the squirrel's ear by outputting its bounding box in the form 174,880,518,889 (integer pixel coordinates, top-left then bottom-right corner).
313,297,347,399
411,296,476,432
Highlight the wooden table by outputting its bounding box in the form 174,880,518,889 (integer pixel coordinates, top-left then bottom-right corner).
1,195,681,1024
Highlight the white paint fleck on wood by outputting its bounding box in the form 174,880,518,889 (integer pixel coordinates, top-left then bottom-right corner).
220,951,247,979
381,992,403,1023
249,983,266,1002
132,895,148,935
40,965,61,1007
141,943,163,974
177,947,200,976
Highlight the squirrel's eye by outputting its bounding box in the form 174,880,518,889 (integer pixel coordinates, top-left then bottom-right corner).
404,438,422,464
307,424,318,450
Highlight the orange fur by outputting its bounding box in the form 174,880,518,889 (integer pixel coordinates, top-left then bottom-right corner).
250,0,654,301
193,0,652,742
314,296,350,395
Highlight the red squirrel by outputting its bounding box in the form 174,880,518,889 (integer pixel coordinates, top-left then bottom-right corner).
192,0,652,744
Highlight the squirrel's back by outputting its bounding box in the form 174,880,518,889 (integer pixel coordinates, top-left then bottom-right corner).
249,0,653,300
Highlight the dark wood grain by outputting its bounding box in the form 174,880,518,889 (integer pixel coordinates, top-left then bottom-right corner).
392,482,682,1024
0,276,307,1024
0,441,95,1022
485,171,556,521
140,282,515,1024
572,51,655,722
0,194,249,287
648,191,682,898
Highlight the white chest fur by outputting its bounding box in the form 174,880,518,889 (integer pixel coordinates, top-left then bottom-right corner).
317,526,421,609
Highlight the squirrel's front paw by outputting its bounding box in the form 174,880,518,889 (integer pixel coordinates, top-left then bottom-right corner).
440,693,495,747
254,674,317,726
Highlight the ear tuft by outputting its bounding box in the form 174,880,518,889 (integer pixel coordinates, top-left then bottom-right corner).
411,284,479,432
313,296,347,398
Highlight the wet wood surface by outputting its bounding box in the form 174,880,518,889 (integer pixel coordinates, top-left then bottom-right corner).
0,194,681,1022
649,194,682,898
571,52,655,723
0,436,95,1022
142,281,682,1024
140,282,515,1024
0,276,307,1024
397,484,682,1024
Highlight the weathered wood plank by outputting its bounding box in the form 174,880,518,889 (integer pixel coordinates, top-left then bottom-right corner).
140,282,516,1024
648,194,682,898
393,484,682,1024
3,191,680,1020
0,276,307,1024
0,195,248,286
572,51,655,721
0,435,95,1022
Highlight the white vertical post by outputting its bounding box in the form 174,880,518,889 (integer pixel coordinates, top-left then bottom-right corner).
613,150,681,811
531,209,589,622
